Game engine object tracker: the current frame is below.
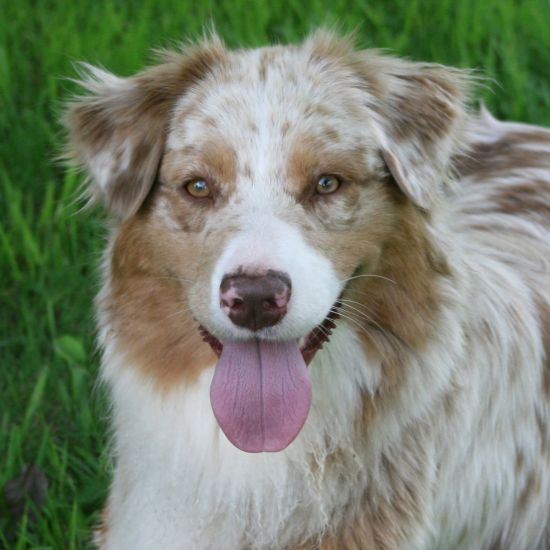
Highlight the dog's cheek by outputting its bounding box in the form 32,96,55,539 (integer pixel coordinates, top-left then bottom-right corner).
299,183,397,279
140,225,218,331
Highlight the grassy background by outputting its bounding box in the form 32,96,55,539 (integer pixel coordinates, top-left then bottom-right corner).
1,0,549,547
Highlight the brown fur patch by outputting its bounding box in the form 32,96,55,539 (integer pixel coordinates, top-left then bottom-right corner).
518,471,541,512
392,75,458,143
159,139,237,218
200,140,237,185
454,139,550,180
241,162,252,180
535,410,550,457
287,134,373,200
160,139,237,193
516,450,526,473
351,203,446,348
304,102,334,119
454,133,550,228
281,120,291,137
354,56,465,150
336,202,449,422
321,125,340,142
501,129,550,145
258,49,276,81
307,30,355,63
106,215,217,389
202,116,218,129
540,301,550,398
93,502,111,547
487,539,505,550
493,182,550,219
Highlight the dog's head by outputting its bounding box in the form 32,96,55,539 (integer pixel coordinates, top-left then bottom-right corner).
65,32,468,452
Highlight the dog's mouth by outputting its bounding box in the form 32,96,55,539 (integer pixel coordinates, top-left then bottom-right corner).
199,306,340,364
199,304,340,453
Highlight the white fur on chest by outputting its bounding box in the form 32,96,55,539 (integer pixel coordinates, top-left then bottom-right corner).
101,325,377,550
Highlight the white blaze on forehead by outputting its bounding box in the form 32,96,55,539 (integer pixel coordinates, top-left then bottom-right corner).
167,55,285,162
166,46,372,158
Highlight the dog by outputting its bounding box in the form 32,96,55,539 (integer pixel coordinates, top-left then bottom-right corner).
64,30,550,549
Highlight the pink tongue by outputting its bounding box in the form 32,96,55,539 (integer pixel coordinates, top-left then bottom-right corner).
210,340,311,453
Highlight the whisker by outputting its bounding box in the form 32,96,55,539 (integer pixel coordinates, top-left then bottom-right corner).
340,274,397,285
330,309,372,337
341,287,376,300
339,299,394,326
151,275,196,284
340,303,388,334
339,299,378,319
339,298,378,311
343,294,433,343
337,306,409,356
163,306,195,321
335,310,395,364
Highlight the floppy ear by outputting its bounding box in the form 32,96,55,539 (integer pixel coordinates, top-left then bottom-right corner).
354,52,471,209
63,38,227,219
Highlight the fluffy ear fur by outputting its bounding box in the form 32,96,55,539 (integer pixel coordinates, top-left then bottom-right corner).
359,53,471,209
305,30,471,209
63,38,227,219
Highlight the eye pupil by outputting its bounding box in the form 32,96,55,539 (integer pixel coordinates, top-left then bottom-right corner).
185,179,211,198
316,175,340,194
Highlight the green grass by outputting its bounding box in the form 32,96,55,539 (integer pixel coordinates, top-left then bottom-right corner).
1,0,549,547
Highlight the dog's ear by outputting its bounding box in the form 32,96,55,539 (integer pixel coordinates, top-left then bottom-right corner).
353,52,471,210
63,38,227,219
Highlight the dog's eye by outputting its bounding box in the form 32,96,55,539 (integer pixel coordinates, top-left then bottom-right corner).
185,179,211,198
316,175,341,195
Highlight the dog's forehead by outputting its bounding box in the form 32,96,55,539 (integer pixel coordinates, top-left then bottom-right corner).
166,46,370,156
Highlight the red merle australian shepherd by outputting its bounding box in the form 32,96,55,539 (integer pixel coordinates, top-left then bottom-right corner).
64,31,550,549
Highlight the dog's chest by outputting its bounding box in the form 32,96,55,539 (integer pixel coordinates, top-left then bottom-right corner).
103,325,375,549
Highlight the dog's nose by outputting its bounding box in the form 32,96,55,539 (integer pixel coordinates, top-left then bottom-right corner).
220,271,291,331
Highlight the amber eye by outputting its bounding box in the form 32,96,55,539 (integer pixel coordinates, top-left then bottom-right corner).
185,179,211,198
315,175,341,195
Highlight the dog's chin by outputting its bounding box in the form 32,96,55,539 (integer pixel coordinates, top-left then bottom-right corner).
200,303,341,453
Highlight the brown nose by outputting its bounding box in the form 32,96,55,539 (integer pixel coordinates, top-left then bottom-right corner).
220,271,291,331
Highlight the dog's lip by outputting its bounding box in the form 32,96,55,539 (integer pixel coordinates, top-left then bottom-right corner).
199,301,341,365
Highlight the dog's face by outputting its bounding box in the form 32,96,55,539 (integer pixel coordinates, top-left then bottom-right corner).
66,32,467,452
158,47,394,344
